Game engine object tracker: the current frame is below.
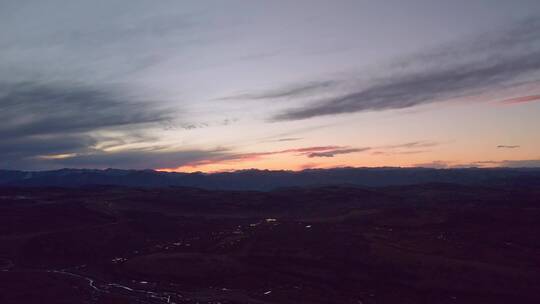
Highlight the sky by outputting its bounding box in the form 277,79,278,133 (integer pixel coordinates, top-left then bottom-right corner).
1,0,540,172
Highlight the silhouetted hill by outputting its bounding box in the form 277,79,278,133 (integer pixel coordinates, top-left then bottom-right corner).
1,167,540,190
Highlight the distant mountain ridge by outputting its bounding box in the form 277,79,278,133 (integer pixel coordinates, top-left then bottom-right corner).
1,167,540,190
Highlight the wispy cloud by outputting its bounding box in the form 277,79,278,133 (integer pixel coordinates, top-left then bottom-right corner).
383,141,439,149
307,147,370,158
499,95,540,105
497,145,520,149
176,145,367,168
371,141,439,156
161,118,238,131
271,18,540,121
218,81,336,101
258,137,304,144
414,158,540,168
284,146,342,154
275,137,303,142
175,140,435,168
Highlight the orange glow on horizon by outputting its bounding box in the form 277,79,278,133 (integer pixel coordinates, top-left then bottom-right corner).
156,155,512,173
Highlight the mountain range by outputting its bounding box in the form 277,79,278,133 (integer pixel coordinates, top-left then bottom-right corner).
1,167,539,190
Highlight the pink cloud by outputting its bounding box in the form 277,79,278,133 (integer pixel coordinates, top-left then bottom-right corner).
499,95,540,105
180,146,348,168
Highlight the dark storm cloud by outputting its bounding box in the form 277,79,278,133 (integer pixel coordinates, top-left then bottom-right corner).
272,18,540,121
218,81,336,101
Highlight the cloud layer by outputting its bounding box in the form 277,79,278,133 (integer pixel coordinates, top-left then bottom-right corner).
271,18,540,121
174,141,439,169
176,145,367,169
0,82,178,169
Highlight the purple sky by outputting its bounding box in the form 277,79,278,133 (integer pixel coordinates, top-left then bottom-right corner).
1,0,539,171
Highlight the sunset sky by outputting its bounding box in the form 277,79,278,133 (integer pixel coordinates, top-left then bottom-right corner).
1,0,540,172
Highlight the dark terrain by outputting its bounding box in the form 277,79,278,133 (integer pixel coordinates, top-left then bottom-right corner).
1,171,539,303
2,167,540,190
